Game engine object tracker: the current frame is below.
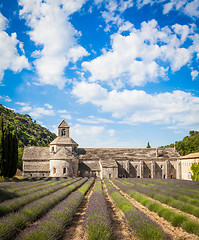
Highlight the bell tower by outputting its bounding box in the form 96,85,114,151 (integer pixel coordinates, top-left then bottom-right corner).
58,120,70,137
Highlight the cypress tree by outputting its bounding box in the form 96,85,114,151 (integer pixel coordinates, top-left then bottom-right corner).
0,117,4,176
0,118,18,177
11,131,18,177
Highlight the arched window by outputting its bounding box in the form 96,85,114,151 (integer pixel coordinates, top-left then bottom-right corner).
63,167,66,174
53,167,56,174
61,129,66,136
51,147,54,152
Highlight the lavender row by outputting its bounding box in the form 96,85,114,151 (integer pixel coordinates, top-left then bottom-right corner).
127,178,199,196
84,179,112,240
0,177,87,240
120,179,199,218
17,178,94,240
112,179,199,237
0,177,80,217
0,178,50,190
105,179,168,240
0,178,69,203
124,178,199,207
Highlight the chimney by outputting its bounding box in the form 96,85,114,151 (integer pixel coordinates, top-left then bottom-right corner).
156,148,158,158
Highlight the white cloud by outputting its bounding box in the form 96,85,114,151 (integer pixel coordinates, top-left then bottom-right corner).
0,95,11,102
108,129,116,136
68,46,89,63
77,116,114,124
18,0,87,89
82,20,195,87
72,81,199,130
0,12,30,82
184,0,199,17
44,103,53,109
60,114,72,120
17,103,55,119
191,70,199,80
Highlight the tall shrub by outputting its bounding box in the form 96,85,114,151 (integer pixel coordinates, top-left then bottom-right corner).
0,117,18,177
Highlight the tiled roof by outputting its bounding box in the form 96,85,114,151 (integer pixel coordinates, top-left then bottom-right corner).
50,147,75,160
180,152,199,159
58,120,70,128
23,147,49,160
79,161,100,171
50,136,78,146
78,148,180,161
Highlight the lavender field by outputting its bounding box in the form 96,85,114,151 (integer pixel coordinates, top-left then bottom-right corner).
0,177,199,240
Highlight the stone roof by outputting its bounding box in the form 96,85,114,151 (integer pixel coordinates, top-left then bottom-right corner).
50,136,78,146
78,148,180,161
50,147,75,160
79,161,100,171
180,152,199,159
23,147,49,160
58,120,69,128
100,159,118,168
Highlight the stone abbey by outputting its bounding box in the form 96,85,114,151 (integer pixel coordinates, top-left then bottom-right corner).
23,120,190,179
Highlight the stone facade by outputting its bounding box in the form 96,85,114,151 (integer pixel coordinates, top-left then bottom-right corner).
178,152,199,180
23,120,185,179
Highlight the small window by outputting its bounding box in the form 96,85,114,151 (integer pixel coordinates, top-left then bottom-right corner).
161,165,163,169
52,147,54,152
62,129,66,136
53,167,56,174
63,168,66,174
135,165,138,169
109,174,112,178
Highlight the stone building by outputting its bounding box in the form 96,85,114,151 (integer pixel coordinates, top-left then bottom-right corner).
178,152,199,180
23,120,182,179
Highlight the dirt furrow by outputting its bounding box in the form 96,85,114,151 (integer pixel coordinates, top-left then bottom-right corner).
102,180,139,240
62,180,96,240
111,180,199,240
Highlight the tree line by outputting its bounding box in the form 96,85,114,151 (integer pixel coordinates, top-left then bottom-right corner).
0,117,18,178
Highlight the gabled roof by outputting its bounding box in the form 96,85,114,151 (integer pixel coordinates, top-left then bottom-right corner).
50,136,78,146
23,147,49,160
79,161,100,171
79,148,180,161
180,152,199,159
58,120,69,128
50,147,75,160
100,159,118,168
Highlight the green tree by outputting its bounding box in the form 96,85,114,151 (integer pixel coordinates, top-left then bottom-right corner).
0,117,4,176
0,118,18,177
147,142,151,148
191,161,199,181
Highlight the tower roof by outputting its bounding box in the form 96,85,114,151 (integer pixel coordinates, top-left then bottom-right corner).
58,120,69,128
50,147,75,160
50,136,78,146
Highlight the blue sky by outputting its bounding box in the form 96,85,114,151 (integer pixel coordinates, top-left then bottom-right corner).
0,0,199,148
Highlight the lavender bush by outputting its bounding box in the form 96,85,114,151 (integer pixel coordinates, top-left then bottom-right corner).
84,178,112,240
16,178,94,240
0,177,87,240
0,177,80,217
112,179,199,237
105,179,169,240
119,178,199,218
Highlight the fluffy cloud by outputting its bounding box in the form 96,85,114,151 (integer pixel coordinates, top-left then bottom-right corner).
72,81,199,129
0,13,30,82
19,0,88,89
0,95,11,102
17,102,55,119
82,20,195,87
70,123,117,147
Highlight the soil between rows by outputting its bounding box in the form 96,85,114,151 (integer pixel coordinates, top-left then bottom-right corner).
110,180,199,240
63,179,138,240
